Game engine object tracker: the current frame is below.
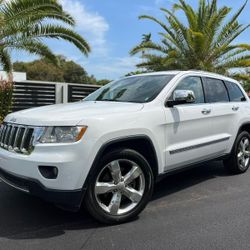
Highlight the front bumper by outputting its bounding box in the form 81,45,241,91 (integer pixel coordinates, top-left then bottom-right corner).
0,127,102,208
0,141,94,190
0,167,85,209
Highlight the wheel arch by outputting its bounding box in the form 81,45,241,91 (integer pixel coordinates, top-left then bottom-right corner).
84,135,159,188
226,122,250,154
238,122,250,135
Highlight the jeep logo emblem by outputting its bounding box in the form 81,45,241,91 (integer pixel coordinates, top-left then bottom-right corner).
10,117,17,123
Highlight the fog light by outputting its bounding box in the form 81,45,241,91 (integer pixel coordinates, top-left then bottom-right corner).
38,166,58,179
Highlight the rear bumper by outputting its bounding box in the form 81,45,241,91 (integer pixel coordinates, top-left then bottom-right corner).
0,167,85,210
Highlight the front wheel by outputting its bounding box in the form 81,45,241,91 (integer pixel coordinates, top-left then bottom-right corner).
84,149,154,224
224,131,250,174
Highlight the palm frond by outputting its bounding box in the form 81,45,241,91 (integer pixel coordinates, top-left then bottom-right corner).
216,0,248,45
130,41,166,55
8,40,58,64
26,24,91,55
1,0,74,25
131,0,249,75
0,0,90,72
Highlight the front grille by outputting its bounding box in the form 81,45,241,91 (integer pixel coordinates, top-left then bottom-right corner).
0,123,35,154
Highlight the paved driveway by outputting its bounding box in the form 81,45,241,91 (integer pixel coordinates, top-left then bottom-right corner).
1,161,250,250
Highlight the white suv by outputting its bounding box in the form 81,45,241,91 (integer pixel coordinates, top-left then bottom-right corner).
0,70,250,224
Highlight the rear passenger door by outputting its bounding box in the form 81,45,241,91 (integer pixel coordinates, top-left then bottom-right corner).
202,77,244,154
224,80,247,150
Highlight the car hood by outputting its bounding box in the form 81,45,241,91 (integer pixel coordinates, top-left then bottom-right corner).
4,101,144,126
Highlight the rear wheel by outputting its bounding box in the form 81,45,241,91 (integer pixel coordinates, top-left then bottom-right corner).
84,149,154,224
224,131,250,174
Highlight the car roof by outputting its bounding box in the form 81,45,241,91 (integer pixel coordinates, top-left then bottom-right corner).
128,70,238,84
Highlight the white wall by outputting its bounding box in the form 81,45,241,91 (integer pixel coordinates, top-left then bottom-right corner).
0,71,27,81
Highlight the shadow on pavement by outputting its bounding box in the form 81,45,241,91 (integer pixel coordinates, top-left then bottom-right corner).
152,161,229,201
0,161,229,240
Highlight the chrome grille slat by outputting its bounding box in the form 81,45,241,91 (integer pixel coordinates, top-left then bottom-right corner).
9,126,17,150
3,125,11,148
0,123,35,155
13,127,21,151
7,126,14,149
20,128,28,153
1,125,7,147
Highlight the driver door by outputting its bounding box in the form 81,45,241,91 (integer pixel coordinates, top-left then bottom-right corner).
164,76,219,171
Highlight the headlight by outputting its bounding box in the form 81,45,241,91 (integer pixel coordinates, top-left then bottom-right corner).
37,126,87,144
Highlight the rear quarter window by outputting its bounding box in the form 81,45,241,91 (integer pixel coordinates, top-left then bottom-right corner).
224,81,246,102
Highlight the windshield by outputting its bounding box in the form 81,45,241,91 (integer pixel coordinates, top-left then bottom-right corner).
84,75,175,103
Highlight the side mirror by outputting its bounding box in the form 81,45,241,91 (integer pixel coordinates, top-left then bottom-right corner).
167,90,196,107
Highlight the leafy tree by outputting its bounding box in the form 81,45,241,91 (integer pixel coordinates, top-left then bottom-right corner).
14,60,64,82
61,60,89,84
13,57,112,85
0,0,90,73
130,0,250,80
86,75,112,85
125,70,147,76
97,79,111,86
0,79,13,122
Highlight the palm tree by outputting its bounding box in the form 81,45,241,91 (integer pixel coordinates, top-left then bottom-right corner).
239,68,250,92
130,0,250,80
0,0,90,73
141,33,151,55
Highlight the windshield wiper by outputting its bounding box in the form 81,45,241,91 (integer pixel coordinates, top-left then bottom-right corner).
98,99,122,102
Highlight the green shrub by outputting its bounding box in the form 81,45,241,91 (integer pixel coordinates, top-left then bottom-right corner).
0,78,13,123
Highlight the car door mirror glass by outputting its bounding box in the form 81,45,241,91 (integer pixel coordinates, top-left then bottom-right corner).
167,89,196,107
173,90,196,102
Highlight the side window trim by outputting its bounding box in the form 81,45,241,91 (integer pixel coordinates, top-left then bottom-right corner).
222,80,231,102
200,77,207,103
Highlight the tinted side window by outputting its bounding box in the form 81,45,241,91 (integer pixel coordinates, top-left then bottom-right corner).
203,78,229,103
225,81,246,102
174,76,205,104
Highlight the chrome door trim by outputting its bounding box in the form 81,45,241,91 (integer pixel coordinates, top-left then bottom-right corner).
169,137,230,155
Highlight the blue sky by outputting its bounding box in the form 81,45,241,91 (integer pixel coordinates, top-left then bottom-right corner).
12,0,250,80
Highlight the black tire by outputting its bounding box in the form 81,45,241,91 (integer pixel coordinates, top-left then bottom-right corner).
224,131,250,174
84,148,154,224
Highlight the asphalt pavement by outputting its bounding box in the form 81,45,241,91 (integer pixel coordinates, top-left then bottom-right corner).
1,161,250,250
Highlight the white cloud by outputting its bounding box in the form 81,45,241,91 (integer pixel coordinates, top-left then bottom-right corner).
83,56,141,79
11,0,140,79
57,1,140,79
59,0,109,56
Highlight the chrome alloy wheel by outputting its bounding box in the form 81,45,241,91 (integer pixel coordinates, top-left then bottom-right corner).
94,159,145,215
237,137,250,170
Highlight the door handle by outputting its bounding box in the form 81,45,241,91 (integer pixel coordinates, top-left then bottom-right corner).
232,106,239,111
201,108,211,115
